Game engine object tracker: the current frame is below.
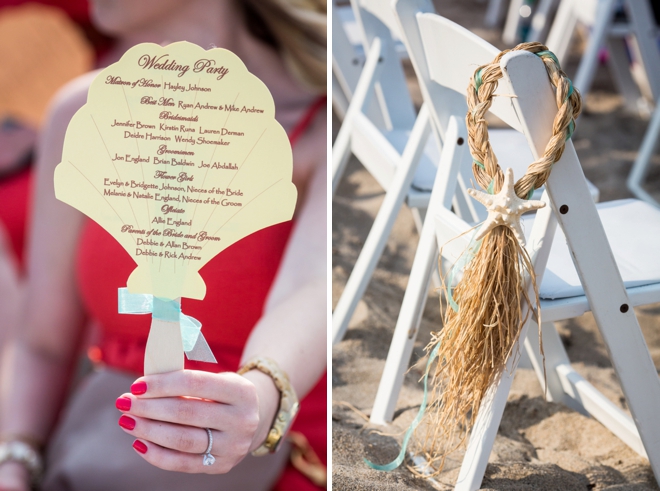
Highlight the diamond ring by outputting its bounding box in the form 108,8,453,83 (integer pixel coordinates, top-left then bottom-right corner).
203,428,215,466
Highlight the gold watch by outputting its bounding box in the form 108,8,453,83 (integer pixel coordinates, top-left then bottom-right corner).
238,357,299,456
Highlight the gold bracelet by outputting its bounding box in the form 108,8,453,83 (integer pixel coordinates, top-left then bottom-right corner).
238,357,299,456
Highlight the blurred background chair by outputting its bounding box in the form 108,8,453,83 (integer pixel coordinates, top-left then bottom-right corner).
544,0,660,116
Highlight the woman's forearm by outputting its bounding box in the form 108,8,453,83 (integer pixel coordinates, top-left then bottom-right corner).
240,153,327,399
241,276,326,399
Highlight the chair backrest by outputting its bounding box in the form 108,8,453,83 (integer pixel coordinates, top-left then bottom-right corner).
392,5,583,262
393,0,531,221
350,0,417,131
332,4,363,118
396,2,525,135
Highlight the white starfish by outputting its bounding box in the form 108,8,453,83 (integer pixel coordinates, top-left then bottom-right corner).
467,168,545,246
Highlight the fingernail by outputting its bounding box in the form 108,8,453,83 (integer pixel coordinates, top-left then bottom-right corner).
133,440,147,454
115,397,131,411
131,381,147,395
118,415,136,431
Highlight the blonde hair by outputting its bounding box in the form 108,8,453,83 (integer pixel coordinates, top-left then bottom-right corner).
241,0,327,93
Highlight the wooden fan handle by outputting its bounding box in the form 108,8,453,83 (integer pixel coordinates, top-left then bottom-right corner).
144,298,185,375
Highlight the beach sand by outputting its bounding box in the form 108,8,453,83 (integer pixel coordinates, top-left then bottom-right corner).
332,1,660,489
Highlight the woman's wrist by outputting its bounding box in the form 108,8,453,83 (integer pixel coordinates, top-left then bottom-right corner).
239,369,280,452
0,458,32,489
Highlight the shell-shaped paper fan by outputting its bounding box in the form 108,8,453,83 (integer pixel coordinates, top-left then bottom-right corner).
55,42,297,300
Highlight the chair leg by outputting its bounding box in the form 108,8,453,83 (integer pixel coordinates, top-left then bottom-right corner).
455,361,518,491
627,104,660,207
332,72,350,121
332,106,432,344
624,0,660,101
573,0,616,97
606,37,644,114
523,321,586,411
369,207,437,424
410,207,441,289
370,116,468,424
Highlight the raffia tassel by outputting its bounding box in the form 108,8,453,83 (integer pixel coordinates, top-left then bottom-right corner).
415,225,538,474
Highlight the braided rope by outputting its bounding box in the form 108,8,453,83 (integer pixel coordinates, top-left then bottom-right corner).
466,42,582,199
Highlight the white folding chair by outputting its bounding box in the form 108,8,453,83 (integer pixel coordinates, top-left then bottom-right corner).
331,0,442,344
370,0,596,422
544,0,660,114
373,4,660,489
627,103,660,207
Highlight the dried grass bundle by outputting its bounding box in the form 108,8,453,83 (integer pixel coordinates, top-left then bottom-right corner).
417,226,538,473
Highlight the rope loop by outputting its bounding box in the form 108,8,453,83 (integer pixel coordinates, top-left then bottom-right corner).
466,42,582,198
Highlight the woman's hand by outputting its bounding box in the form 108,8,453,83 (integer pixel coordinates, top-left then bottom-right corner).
115,369,280,474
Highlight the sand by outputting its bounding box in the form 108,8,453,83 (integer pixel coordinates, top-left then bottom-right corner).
332,1,660,489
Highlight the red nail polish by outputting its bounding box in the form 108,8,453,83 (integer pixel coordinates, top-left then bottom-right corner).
133,440,147,454
118,415,136,430
131,381,147,395
115,397,131,411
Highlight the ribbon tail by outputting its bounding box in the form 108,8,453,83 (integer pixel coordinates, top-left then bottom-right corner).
180,314,217,364
185,332,218,364
364,343,440,471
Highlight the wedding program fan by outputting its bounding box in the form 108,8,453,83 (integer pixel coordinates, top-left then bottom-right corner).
55,41,297,374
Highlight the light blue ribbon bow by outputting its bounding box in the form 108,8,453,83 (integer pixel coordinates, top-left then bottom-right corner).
118,288,217,364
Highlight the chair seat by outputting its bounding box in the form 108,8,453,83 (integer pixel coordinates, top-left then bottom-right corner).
522,199,660,300
379,127,440,193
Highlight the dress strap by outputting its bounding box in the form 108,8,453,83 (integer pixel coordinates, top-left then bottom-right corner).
288,96,326,148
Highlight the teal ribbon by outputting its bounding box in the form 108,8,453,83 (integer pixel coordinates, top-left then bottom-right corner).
486,179,495,195
565,119,575,141
364,342,441,471
474,67,484,92
118,288,217,364
565,78,574,101
536,50,559,66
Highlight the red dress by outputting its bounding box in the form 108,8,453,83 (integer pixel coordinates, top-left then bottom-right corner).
76,97,327,490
